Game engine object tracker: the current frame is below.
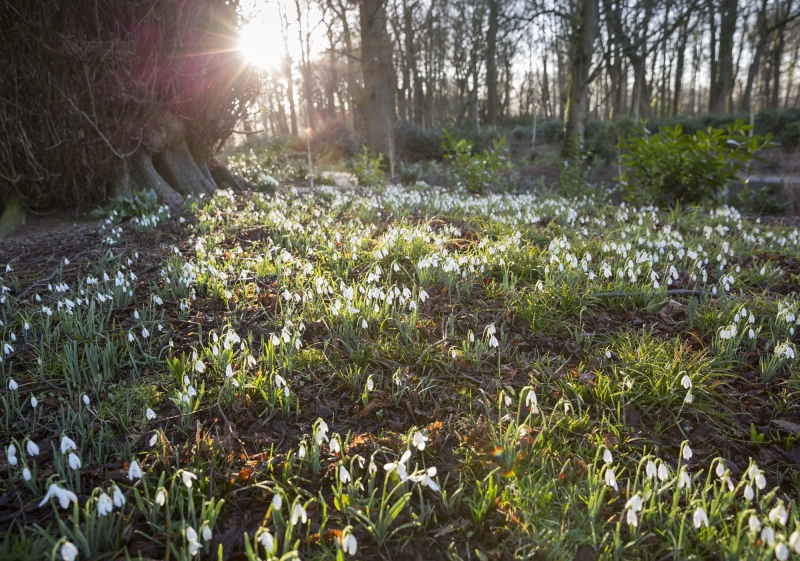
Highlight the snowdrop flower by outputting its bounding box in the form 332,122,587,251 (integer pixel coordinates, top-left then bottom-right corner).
112,485,125,507
678,468,692,489
341,532,357,555
525,389,539,413
155,489,166,506
681,375,692,389
128,460,142,480
141,327,150,339
604,467,618,491
715,461,726,478
298,442,306,459
68,453,81,470
602,448,613,465
315,419,329,444
61,435,77,454
412,431,428,451
769,503,788,526
625,494,643,527
82,394,90,405
39,483,78,509
97,493,113,516
693,506,709,528
30,395,37,408
272,494,282,510
339,464,351,483
645,460,657,480
329,437,341,454
181,470,197,488
682,443,693,460
684,391,694,404
22,467,31,481
185,527,202,556
384,450,412,482
409,466,440,492
488,334,499,348
761,526,776,546
789,530,800,553
201,525,212,541
195,361,206,374
749,464,767,489
291,501,308,525
259,529,274,551
8,378,18,390
7,444,17,465
775,543,789,561
748,514,761,533
61,541,78,561
419,289,429,302
744,484,755,501
146,408,156,420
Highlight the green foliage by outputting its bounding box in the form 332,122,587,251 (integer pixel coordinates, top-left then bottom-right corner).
441,129,515,193
731,182,789,215
396,160,444,187
781,121,800,148
617,120,773,207
91,189,162,223
349,146,387,188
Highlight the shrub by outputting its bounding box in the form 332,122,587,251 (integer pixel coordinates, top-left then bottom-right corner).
441,130,515,193
617,120,773,207
393,121,443,162
349,147,387,188
731,181,789,215
780,122,800,149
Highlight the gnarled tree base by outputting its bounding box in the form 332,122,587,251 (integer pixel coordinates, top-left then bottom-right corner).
113,112,253,208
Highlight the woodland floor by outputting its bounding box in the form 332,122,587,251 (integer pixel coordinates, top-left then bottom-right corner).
1,185,800,560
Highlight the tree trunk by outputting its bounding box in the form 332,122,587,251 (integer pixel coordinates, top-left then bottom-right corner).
359,0,394,155
542,56,552,118
742,0,769,111
673,19,689,115
710,0,736,113
770,26,786,108
280,7,299,137
707,0,718,112
129,151,184,207
562,0,599,157
485,0,499,126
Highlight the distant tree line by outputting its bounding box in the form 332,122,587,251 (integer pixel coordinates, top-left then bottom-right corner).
251,0,800,155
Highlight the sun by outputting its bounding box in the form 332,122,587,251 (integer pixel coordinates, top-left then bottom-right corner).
238,19,284,69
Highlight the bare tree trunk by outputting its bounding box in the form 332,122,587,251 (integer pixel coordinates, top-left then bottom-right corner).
786,43,799,107
673,18,690,115
542,55,552,118
710,0,737,113
742,0,769,112
359,0,394,154
562,0,599,157
280,7,299,136
485,0,499,125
